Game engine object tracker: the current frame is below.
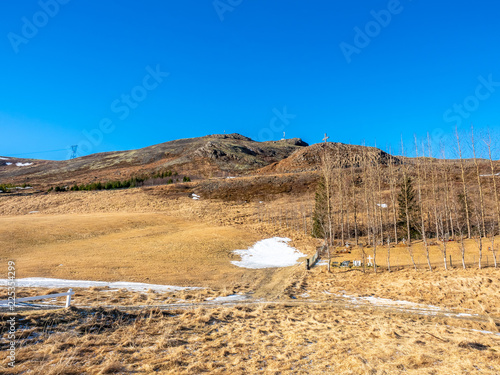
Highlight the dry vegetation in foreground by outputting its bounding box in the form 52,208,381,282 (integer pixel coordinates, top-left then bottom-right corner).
1,265,499,374
1,187,500,373
1,301,499,375
295,267,500,316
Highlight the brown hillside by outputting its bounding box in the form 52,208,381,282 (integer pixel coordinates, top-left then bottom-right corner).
258,142,400,174
0,134,308,187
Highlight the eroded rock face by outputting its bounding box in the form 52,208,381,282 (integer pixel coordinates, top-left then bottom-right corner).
194,142,228,159
0,133,310,187
257,142,402,174
206,133,254,141
287,138,309,147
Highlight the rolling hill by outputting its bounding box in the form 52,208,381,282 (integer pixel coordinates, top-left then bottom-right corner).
0,134,308,187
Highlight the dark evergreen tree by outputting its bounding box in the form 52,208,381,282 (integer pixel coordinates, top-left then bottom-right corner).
312,177,328,238
397,176,419,240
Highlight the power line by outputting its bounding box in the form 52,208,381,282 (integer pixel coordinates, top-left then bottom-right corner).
7,148,70,157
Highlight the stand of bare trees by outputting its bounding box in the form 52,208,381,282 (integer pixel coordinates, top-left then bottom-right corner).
312,131,500,271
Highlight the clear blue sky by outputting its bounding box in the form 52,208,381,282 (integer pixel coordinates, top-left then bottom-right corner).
1,0,499,160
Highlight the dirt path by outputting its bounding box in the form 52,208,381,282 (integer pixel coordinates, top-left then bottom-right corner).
7,295,500,332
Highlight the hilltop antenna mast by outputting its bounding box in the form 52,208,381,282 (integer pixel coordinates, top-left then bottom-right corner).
70,145,78,159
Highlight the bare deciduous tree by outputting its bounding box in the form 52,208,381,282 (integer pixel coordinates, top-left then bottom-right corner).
456,127,472,238
400,137,418,270
414,136,432,271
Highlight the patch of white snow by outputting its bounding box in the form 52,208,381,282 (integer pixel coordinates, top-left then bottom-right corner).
211,294,249,302
231,237,306,269
0,278,201,293
337,293,443,313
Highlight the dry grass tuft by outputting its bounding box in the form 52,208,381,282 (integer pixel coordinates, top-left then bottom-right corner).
99,360,125,374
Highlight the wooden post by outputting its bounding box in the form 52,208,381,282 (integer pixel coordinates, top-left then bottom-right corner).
449,255,452,268
65,288,72,308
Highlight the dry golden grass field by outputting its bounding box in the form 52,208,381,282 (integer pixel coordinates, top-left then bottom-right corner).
1,187,499,374
1,301,499,374
0,212,264,288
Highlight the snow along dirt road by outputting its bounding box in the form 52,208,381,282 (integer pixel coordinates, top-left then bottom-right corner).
2,281,499,334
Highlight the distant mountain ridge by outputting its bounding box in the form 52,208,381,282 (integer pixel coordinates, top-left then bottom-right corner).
0,133,410,189
0,133,309,186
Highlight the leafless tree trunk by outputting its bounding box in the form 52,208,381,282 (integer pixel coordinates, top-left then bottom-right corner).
436,142,451,270
414,136,432,271
386,235,391,272
388,149,399,245
349,156,359,246
484,133,500,235
427,136,440,242
401,137,417,270
437,208,448,270
375,159,385,246
320,146,334,246
489,222,498,268
441,151,455,240
456,128,471,238
451,191,467,269
471,126,487,237
319,205,334,273
473,206,483,269
362,146,372,247
372,150,385,274
360,243,366,273
460,235,466,269
327,241,331,273
401,139,412,245
470,126,487,269
335,147,346,246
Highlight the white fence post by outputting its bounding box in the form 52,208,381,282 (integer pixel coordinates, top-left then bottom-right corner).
1,289,75,308
65,288,72,308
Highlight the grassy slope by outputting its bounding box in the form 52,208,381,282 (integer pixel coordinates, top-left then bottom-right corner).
1,186,499,374
1,212,265,288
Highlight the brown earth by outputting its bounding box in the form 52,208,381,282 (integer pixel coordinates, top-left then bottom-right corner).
259,142,400,174
0,134,309,188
